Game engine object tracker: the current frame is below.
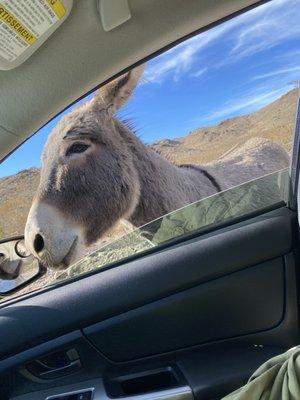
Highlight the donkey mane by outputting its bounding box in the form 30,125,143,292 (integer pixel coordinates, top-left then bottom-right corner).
178,164,222,192
114,118,222,227
114,118,289,228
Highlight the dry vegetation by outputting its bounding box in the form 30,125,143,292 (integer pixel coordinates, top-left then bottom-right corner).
0,89,298,241
0,168,40,238
151,89,297,165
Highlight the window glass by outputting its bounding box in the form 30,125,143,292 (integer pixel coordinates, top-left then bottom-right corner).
0,0,299,301
56,168,289,282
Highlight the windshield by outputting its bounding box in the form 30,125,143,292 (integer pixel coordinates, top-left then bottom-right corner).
0,0,299,302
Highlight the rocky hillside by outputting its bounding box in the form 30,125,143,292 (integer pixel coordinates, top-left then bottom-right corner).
151,89,298,164
0,168,40,238
0,89,298,239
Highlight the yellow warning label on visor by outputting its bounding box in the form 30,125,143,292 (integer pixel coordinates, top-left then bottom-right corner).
47,0,66,19
0,5,36,45
0,0,69,64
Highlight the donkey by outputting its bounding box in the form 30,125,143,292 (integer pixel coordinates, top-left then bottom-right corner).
24,65,290,270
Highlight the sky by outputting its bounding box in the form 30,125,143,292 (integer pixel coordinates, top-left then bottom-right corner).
1,0,300,178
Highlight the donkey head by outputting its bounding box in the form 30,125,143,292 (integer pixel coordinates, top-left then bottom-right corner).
25,66,144,270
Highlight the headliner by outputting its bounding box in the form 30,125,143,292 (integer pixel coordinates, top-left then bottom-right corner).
0,0,262,160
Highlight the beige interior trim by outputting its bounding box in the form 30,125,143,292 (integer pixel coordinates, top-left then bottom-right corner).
0,0,262,161
99,0,131,32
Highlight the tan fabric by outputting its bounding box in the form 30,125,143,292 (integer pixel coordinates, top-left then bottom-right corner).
222,347,300,400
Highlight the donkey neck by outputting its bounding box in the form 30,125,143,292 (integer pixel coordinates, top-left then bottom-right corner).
116,120,218,226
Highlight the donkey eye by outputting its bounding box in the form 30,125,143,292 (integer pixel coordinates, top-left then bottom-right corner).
66,143,90,156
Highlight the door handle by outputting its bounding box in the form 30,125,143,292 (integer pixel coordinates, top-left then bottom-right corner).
23,348,82,381
38,358,82,379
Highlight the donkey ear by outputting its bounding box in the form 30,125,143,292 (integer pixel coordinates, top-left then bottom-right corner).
95,64,144,113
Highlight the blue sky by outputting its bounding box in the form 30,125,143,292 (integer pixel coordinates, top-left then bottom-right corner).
1,0,300,178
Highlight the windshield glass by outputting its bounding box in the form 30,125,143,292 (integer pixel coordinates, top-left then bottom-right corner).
0,0,299,303
55,168,289,282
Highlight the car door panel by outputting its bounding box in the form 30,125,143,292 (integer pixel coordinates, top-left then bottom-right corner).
85,258,285,361
0,206,298,400
0,207,296,361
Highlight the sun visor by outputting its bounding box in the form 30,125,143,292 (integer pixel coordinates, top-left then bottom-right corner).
0,0,73,70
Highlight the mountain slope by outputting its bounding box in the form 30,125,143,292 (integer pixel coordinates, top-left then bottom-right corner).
0,168,40,237
151,89,298,164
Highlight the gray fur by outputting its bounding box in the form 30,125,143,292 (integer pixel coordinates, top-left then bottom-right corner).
25,65,290,269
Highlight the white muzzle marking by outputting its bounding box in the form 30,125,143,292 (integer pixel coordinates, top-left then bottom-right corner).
25,202,84,269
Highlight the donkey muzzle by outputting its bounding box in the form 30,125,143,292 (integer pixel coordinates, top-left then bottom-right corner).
25,202,83,269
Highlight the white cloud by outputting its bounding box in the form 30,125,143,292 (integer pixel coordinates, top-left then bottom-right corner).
279,48,300,60
144,9,254,84
191,67,208,78
199,86,291,124
253,66,300,81
144,0,300,83
144,31,220,83
215,0,300,67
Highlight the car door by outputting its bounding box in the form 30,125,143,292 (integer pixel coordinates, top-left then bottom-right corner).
1,168,299,400
0,1,300,400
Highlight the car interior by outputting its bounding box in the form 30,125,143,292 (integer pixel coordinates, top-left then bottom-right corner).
0,0,300,399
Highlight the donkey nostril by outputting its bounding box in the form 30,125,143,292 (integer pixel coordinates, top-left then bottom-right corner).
33,234,45,254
